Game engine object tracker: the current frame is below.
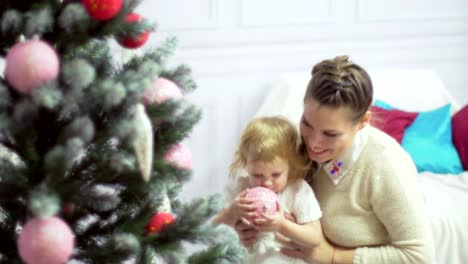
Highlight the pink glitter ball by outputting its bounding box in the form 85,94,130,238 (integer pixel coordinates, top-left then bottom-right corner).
17,216,74,264
245,187,278,220
5,39,59,95
163,143,192,170
142,78,183,105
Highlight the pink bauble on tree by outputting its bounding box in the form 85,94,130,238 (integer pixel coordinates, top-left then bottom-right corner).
142,78,182,105
245,187,279,221
163,143,192,170
5,39,59,95
17,216,74,264
117,13,150,49
81,0,123,21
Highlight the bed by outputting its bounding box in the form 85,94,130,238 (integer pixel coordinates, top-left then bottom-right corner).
253,69,468,264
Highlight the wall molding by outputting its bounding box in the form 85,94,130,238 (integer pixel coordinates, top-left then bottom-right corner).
168,36,468,76
238,0,336,28
356,0,468,23
137,0,220,31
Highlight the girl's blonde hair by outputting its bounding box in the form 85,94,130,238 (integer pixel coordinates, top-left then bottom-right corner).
230,116,309,182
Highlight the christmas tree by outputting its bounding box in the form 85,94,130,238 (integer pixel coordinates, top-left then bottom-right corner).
0,0,243,263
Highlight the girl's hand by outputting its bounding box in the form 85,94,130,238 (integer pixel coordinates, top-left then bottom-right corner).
234,219,259,247
230,189,256,224
253,203,285,232
284,212,297,223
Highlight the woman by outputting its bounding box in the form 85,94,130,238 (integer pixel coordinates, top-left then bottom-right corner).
235,56,433,263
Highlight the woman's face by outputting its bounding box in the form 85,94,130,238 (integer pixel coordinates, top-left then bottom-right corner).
300,99,368,163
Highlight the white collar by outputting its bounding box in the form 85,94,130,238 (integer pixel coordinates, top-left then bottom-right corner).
321,125,369,185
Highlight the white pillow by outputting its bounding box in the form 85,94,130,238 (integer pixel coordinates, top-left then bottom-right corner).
369,69,460,113
255,73,308,127
255,69,459,123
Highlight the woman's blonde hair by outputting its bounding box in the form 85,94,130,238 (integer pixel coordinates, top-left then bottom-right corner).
230,116,309,182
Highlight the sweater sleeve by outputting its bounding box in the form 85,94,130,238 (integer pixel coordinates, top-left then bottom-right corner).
353,150,434,264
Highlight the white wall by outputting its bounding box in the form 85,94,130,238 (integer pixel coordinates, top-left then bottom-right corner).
138,0,468,199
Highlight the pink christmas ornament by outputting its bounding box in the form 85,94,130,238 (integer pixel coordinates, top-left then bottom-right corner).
245,187,279,220
5,39,59,95
142,78,182,105
163,143,192,170
17,216,74,264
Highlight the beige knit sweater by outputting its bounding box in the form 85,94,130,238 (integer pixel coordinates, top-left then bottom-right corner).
310,127,434,264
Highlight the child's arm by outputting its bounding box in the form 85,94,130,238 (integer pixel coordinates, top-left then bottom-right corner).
212,189,256,227
255,213,321,248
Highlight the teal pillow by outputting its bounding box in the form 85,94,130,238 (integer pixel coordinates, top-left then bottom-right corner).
374,100,463,174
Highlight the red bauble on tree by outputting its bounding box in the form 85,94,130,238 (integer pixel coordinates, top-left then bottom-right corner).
117,13,151,49
81,0,123,21
163,143,193,170
142,77,183,105
5,38,59,95
17,216,75,264
62,202,75,215
146,212,175,234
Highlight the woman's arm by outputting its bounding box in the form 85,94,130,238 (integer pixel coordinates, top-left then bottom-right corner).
278,219,321,248
284,172,431,263
282,147,432,263
279,228,355,264
352,157,433,264
329,246,355,264
234,219,259,247
254,214,321,248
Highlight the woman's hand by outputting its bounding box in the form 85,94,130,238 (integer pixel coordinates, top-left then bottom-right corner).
234,219,259,247
278,230,334,264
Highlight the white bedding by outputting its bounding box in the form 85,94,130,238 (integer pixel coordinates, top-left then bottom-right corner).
255,69,468,264
418,172,468,264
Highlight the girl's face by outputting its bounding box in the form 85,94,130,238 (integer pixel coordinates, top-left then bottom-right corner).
246,157,289,193
300,99,369,163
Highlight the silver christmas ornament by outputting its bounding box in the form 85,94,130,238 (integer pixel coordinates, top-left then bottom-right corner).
132,103,153,181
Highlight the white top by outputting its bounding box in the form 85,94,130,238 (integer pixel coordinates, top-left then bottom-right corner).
224,172,322,263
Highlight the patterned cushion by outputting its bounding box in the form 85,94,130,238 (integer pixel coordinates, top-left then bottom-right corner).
371,105,418,144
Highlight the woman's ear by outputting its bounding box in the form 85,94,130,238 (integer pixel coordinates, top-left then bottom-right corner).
358,111,371,130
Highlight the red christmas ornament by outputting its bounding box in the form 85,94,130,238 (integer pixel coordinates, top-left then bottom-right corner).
117,13,150,49
146,212,175,234
81,0,123,21
62,202,75,214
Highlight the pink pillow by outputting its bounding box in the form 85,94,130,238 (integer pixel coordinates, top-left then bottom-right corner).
371,106,418,144
452,105,468,170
